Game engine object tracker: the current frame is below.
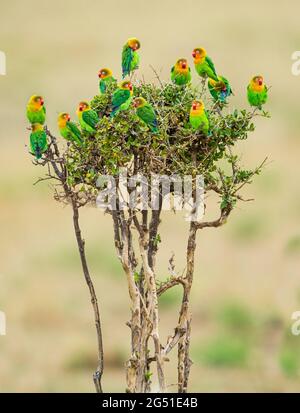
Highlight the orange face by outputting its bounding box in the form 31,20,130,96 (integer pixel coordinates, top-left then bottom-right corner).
78,102,89,112
191,101,203,111
62,113,71,121
128,38,140,51
33,95,44,107
121,81,133,91
192,48,205,59
98,68,111,79
177,58,188,69
253,76,263,86
58,113,71,126
133,98,143,108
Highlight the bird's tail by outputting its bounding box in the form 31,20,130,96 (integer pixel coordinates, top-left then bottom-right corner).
110,107,118,118
150,125,159,134
35,145,42,160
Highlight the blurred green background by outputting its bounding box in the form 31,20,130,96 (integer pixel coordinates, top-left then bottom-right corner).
1,0,300,392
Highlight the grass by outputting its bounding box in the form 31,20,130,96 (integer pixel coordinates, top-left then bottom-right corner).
279,349,299,377
217,302,254,332
64,348,97,371
285,235,300,254
30,243,122,277
158,285,181,308
193,334,250,368
229,214,267,243
279,331,300,378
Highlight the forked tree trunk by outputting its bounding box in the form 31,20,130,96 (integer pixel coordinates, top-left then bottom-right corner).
111,188,198,393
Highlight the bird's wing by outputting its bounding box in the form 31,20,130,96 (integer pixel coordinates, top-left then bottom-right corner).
122,45,133,77
30,131,47,153
30,132,38,149
132,51,140,69
82,110,99,129
205,56,217,77
112,89,130,109
67,121,82,140
171,66,175,73
100,80,106,94
138,104,158,127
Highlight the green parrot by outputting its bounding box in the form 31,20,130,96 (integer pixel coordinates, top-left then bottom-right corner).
29,123,48,159
208,76,233,103
26,95,46,124
133,97,158,133
189,100,209,135
171,58,191,86
58,113,82,145
98,68,116,94
76,101,99,134
110,80,133,117
122,37,140,78
192,47,218,82
247,75,268,109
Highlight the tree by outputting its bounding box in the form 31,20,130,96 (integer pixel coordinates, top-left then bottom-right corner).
30,70,269,393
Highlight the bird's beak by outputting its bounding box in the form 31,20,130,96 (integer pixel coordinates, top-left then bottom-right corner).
129,84,133,91
182,62,187,69
192,103,197,110
40,99,44,106
67,115,71,121
98,72,102,78
192,52,196,58
259,79,263,86
133,101,138,107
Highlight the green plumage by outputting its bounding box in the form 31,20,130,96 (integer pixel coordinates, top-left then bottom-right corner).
30,129,48,159
111,88,132,117
122,45,139,78
171,66,191,86
247,85,268,109
208,76,232,103
190,111,209,135
60,122,82,145
80,110,99,133
27,105,46,125
99,76,116,94
195,56,218,81
136,103,158,133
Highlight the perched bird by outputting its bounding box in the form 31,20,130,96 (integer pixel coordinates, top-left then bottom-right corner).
76,101,99,134
171,58,191,86
29,123,48,159
122,37,140,78
111,80,133,117
208,76,232,103
189,100,209,135
26,95,46,124
247,75,268,109
192,47,218,82
58,113,82,145
98,68,116,94
134,97,158,133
